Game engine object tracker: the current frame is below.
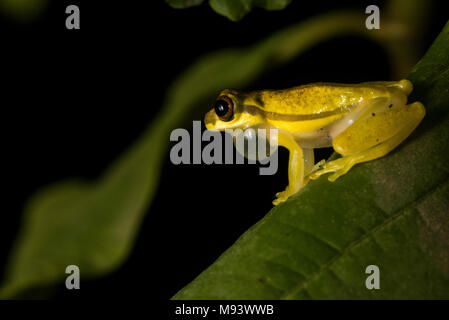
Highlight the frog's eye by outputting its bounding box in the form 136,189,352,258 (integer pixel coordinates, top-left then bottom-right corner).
214,96,234,122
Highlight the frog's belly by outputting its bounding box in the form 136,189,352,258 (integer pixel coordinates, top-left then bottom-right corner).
293,129,333,148
292,112,370,148
268,115,343,148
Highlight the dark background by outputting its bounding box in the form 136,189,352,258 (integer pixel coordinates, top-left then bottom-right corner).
0,0,447,300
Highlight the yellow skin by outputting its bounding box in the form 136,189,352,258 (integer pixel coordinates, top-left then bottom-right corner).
205,80,425,205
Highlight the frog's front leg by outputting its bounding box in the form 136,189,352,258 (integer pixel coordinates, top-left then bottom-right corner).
273,132,314,205
309,100,425,182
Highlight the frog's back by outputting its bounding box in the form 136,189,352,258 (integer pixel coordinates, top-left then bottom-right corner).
250,82,392,116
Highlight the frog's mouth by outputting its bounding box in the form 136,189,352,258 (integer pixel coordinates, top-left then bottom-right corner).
204,110,218,130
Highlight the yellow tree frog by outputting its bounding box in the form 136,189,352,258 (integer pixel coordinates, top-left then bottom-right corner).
204,80,425,205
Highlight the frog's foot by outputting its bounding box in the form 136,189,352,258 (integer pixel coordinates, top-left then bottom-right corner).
273,177,312,205
273,187,298,205
308,157,357,182
273,190,290,205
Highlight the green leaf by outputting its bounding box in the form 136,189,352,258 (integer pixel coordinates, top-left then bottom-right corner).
1,11,377,298
173,21,449,299
165,0,291,21
165,0,205,9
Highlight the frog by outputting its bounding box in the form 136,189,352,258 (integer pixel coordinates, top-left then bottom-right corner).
204,79,425,205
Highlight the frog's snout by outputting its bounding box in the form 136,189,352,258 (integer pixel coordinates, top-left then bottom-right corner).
204,109,217,130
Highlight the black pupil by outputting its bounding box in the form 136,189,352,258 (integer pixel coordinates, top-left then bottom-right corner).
215,100,229,117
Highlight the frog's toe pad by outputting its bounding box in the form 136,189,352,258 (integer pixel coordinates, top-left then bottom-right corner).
328,170,346,182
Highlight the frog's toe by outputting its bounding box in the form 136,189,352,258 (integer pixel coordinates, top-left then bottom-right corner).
328,159,356,181
309,158,356,182
308,159,344,180
308,172,319,180
328,169,347,181
308,167,330,180
309,159,326,174
272,197,284,206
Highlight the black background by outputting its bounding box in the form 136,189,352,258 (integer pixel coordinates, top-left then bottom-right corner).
0,0,447,301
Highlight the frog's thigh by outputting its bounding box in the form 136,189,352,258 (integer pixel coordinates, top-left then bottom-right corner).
361,79,413,95
310,101,425,181
273,133,310,205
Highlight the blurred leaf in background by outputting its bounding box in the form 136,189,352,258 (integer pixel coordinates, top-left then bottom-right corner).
165,0,291,21
173,21,449,299
165,0,205,9
0,0,48,22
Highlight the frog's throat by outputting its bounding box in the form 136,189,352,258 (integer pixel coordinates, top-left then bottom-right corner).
242,104,355,122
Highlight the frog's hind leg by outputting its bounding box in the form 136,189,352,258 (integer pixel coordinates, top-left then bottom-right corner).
308,101,425,182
